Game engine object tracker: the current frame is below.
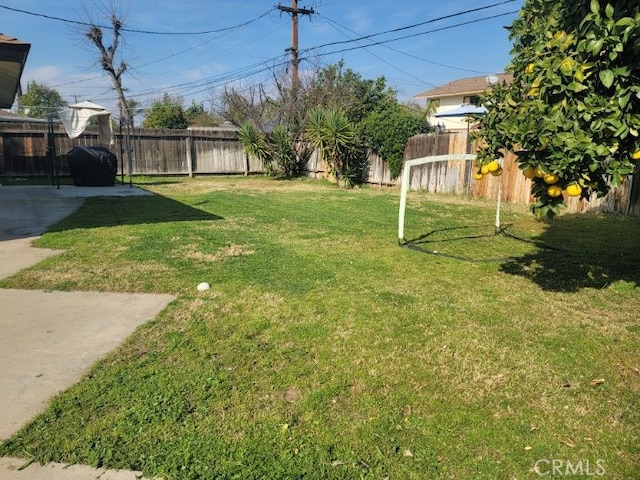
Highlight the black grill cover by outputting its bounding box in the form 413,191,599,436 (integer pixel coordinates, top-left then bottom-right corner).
66,146,117,186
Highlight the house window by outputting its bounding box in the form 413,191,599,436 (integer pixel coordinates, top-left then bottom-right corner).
428,99,440,109
463,95,480,106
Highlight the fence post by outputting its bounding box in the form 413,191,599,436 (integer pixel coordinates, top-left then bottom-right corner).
186,132,193,177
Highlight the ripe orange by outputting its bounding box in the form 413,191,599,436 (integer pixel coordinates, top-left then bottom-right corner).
473,172,484,180
535,167,545,178
523,167,537,179
632,149,640,160
547,185,562,197
490,166,503,176
487,160,500,172
480,164,490,175
543,173,559,184
565,183,582,197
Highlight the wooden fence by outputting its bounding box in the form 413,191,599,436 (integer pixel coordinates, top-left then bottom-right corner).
403,130,640,216
0,118,397,184
0,120,260,177
1,118,638,215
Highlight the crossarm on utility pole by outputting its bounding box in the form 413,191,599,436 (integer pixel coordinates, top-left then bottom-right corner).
276,1,314,90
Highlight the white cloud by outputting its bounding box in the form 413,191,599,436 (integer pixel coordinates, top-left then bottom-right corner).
22,65,68,87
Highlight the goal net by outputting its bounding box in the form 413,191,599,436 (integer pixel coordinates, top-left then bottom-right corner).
398,154,478,242
398,154,560,261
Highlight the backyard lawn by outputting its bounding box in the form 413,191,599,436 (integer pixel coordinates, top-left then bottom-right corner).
1,176,638,479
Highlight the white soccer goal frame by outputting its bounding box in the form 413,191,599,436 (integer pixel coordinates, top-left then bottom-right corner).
398,154,504,243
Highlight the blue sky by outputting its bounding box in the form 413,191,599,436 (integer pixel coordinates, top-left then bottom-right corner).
2,0,524,117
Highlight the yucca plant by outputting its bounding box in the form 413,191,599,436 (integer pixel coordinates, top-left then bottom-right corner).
238,122,274,175
269,125,297,178
305,108,326,162
305,107,331,179
305,107,359,186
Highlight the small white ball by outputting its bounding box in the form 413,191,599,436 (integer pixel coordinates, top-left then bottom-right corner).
197,282,210,291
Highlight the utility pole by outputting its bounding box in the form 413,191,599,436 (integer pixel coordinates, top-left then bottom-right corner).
277,1,314,91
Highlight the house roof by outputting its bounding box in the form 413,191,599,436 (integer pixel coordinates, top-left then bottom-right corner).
0,33,31,109
414,73,512,100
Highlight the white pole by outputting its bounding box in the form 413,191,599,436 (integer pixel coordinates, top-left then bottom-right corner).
495,160,504,233
495,181,502,233
186,134,194,178
398,160,412,241
398,154,476,242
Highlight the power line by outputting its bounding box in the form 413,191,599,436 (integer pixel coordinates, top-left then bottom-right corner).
301,11,518,59
48,74,110,88
126,9,518,106
315,16,436,88
319,14,489,77
58,10,519,108
308,0,517,52
45,54,288,109
177,59,291,100
0,4,275,35
14,2,519,114
123,56,291,103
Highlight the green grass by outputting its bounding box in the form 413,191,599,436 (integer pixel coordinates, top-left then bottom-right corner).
1,176,639,479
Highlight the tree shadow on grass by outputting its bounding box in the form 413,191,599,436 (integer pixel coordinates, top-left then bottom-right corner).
500,213,640,292
47,195,222,231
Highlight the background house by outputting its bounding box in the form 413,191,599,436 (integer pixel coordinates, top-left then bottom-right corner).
415,73,512,131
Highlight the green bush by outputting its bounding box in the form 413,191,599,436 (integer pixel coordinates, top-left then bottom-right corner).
360,105,432,179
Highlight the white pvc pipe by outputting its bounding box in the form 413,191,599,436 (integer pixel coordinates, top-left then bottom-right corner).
398,154,476,241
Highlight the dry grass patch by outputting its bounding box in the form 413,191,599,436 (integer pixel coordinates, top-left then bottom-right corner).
171,243,255,262
9,258,175,292
146,176,336,197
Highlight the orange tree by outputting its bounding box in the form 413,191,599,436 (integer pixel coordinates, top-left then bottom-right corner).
475,0,640,218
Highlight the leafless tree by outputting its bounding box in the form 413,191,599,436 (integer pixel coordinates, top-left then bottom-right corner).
82,1,131,129
214,84,274,129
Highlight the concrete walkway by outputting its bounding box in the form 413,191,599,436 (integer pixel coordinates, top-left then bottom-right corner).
0,184,175,479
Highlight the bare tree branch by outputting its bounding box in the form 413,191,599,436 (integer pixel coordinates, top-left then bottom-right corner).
82,2,131,127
